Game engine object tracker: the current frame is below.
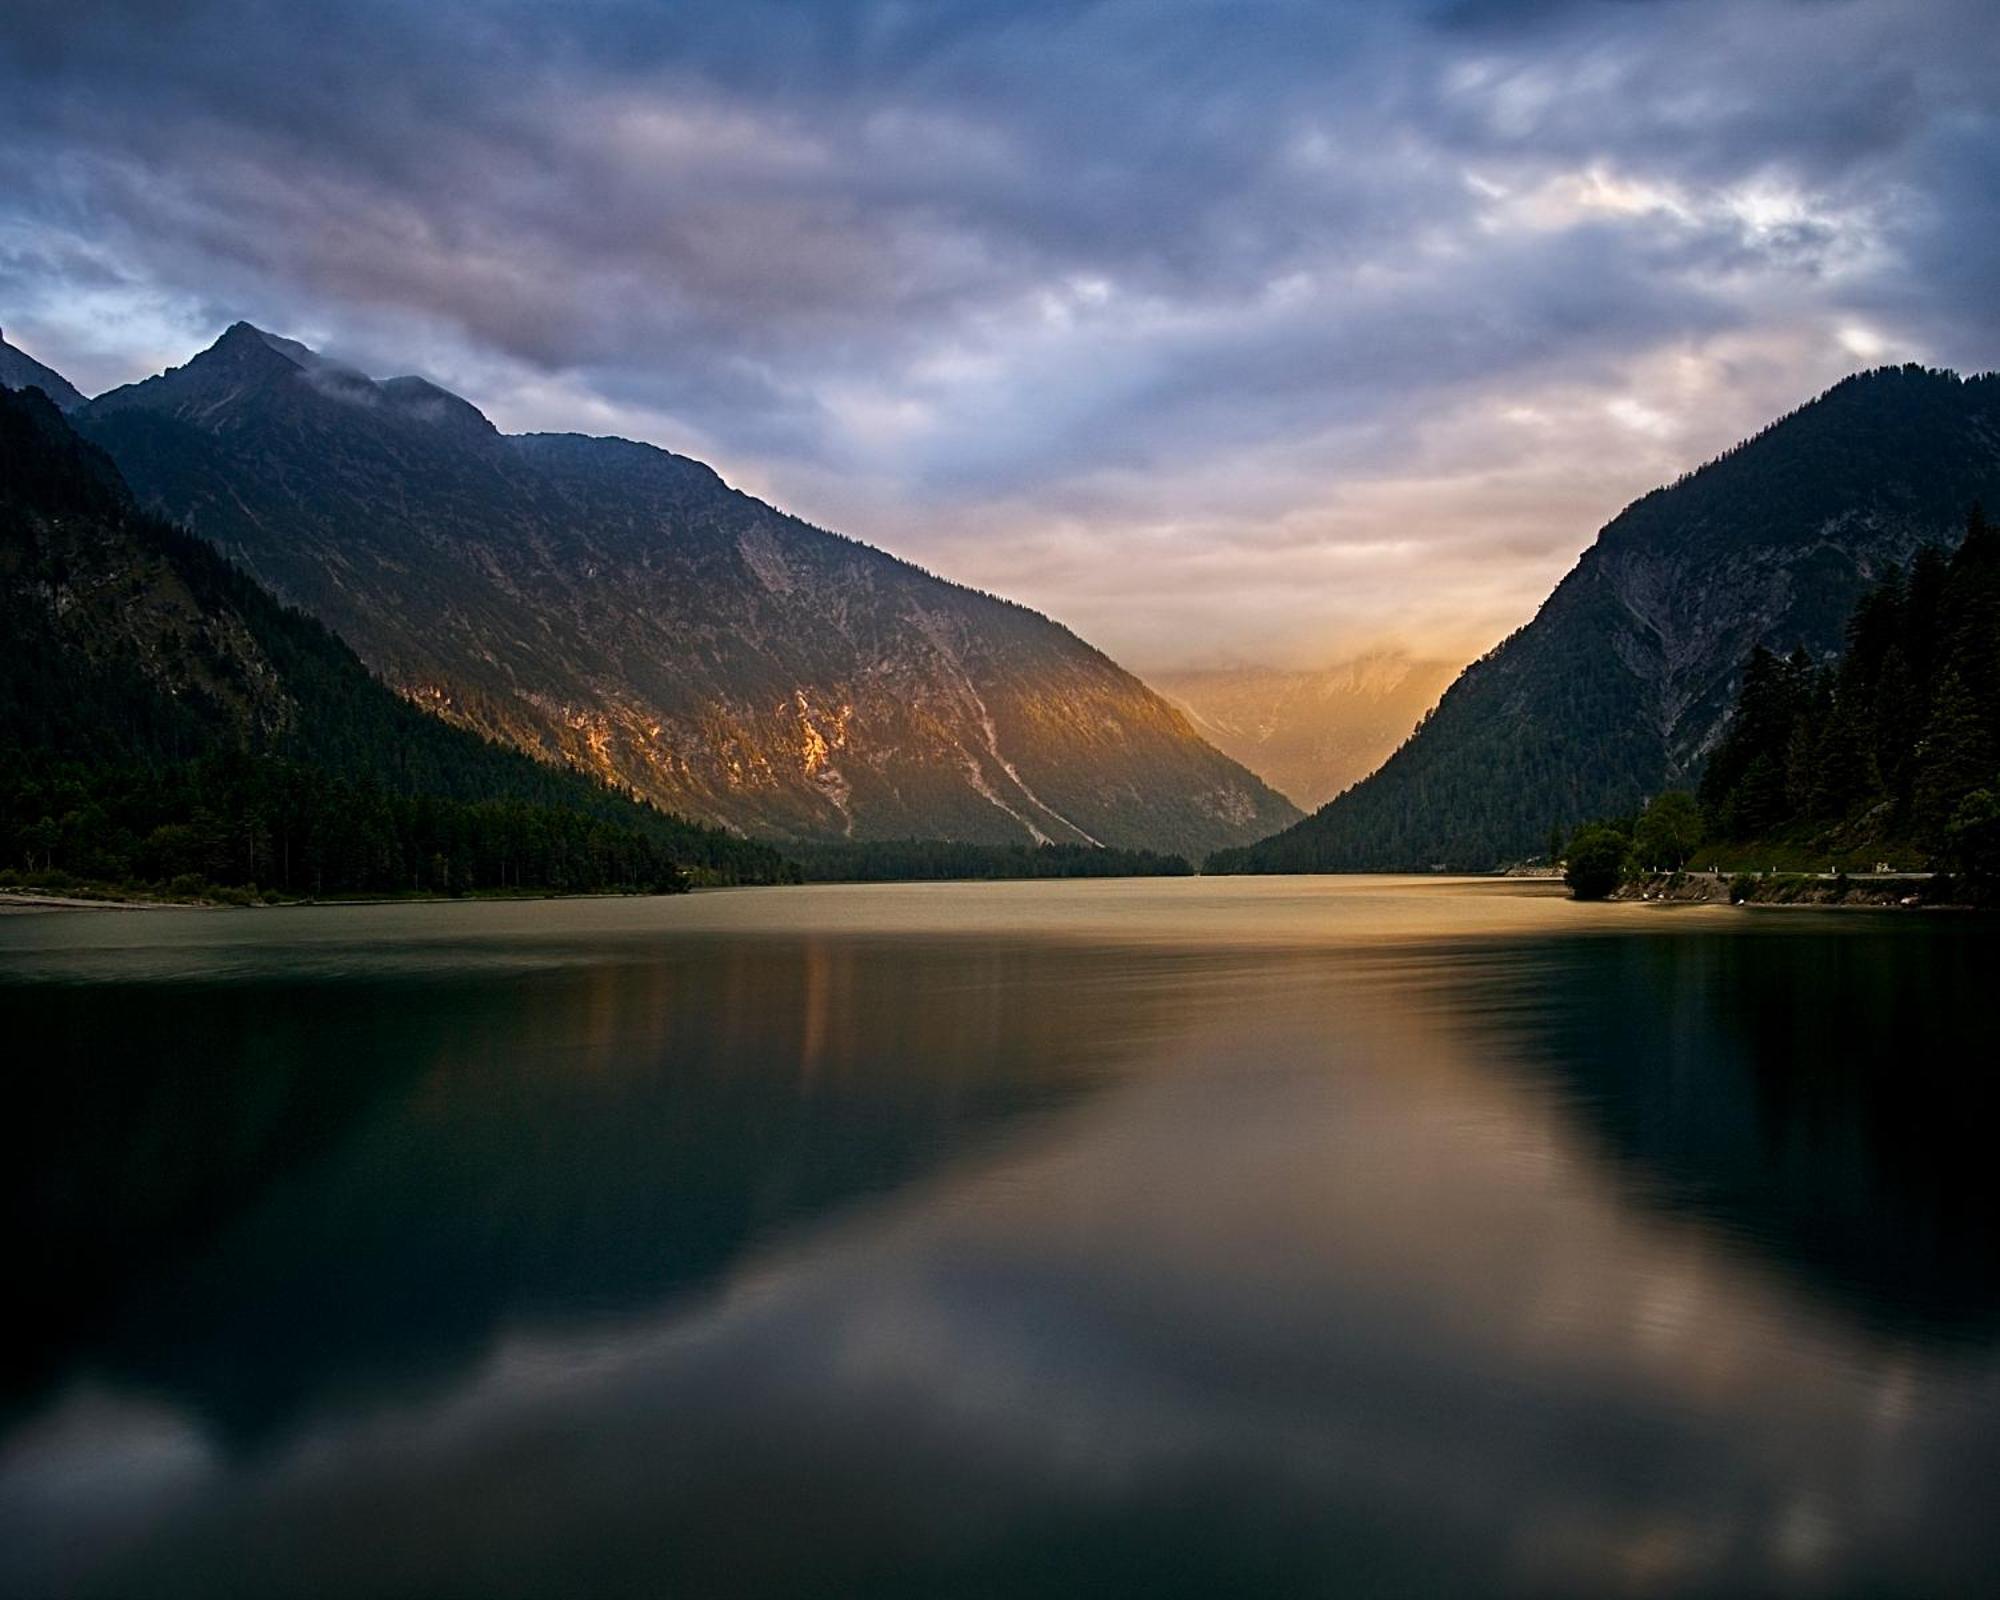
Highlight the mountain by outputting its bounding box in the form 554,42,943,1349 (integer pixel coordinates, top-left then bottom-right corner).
0,384,795,891
1213,365,2000,873
77,325,1298,860
0,327,87,411
1155,652,1458,810
1693,506,2000,873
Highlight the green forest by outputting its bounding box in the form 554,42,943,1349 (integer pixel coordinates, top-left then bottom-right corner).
1,385,798,900
1209,368,2000,876
1697,505,2000,881
2,754,706,901
1562,504,2000,900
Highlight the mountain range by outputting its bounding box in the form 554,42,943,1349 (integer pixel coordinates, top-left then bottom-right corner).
1156,653,1458,811
0,382,793,890
12,321,1998,881
54,324,1296,861
1214,366,2000,872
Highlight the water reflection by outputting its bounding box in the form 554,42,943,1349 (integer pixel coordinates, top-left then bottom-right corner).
5,939,1171,1450
1,885,1995,1596
1475,927,2000,1343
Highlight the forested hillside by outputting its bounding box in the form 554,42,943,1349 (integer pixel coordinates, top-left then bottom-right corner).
1212,367,2000,873
1698,505,2000,875
0,386,796,897
80,323,1296,858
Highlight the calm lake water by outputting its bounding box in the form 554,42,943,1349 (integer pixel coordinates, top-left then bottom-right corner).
2,878,1996,1597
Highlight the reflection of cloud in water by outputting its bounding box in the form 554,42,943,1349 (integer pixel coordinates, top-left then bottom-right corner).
57,952,2000,1598
0,1388,218,1595
5,933,1178,1463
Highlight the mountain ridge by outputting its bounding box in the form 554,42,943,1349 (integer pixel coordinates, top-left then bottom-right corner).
0,383,796,889
1213,365,2000,873
1156,652,1459,810
79,323,1299,859
0,327,87,412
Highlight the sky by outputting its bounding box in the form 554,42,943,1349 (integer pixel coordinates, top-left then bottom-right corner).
3,0,1997,674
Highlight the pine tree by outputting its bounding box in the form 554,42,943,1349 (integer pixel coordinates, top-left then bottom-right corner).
1912,670,1998,848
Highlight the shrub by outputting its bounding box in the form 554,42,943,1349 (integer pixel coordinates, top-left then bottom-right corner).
1564,826,1632,900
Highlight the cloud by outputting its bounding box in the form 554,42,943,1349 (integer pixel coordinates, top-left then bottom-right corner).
2,0,1995,668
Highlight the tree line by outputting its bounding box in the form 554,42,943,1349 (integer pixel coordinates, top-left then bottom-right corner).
0,753,717,900
1697,504,1999,876
789,837,1193,882
1561,504,2000,899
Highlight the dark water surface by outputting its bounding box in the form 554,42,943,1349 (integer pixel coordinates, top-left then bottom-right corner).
2,878,1996,1596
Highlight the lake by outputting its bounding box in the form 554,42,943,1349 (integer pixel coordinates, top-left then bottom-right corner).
2,877,1996,1597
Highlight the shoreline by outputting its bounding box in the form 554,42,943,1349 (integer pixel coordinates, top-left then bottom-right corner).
0,886,687,915
1611,870,1966,910
0,891,180,914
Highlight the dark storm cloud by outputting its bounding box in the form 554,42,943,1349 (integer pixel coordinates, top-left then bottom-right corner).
2,0,1996,665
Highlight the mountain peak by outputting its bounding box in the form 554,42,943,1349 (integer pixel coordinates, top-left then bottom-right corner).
379,374,498,438
196,321,356,379
208,319,278,351
77,324,1298,857
1213,367,2000,873
90,324,499,439
0,325,89,411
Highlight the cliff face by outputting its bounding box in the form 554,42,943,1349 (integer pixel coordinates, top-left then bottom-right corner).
83,325,1297,858
1216,366,2000,872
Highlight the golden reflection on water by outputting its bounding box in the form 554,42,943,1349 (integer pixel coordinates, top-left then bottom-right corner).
1,878,1993,1597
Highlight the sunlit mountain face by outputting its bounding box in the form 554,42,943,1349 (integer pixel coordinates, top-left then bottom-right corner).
0,382,797,890
74,325,1297,858
1155,653,1459,811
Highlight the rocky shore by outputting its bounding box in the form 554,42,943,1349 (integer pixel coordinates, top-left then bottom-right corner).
1614,871,1950,908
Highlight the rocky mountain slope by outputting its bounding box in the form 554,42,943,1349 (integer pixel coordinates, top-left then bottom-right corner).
0,383,793,886
1156,652,1458,810
78,324,1297,858
0,327,86,411
1214,366,2000,872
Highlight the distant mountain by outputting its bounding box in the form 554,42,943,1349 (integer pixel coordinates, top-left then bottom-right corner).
80,324,1298,859
1214,366,2000,873
0,327,86,411
1156,652,1458,810
0,385,794,890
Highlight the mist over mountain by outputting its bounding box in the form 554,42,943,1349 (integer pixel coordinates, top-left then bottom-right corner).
1214,366,2000,873
77,324,1297,860
1156,653,1458,811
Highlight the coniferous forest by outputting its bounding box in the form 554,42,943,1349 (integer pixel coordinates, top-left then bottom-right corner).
1208,367,2000,875
788,838,1194,882
1697,505,2000,889
1,385,799,899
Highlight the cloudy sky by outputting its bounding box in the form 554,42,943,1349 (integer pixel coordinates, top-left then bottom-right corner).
3,0,1996,673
